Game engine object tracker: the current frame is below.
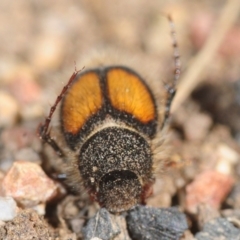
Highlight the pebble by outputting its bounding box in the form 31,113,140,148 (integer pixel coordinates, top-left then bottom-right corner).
0,197,18,221
82,208,130,240
32,203,46,216
195,217,240,240
127,205,188,240
215,144,239,175
7,66,40,104
190,12,240,57
226,183,240,208
5,68,43,120
185,170,234,214
0,209,56,239
1,161,58,208
221,209,240,229
0,58,20,84
30,34,66,71
190,12,214,50
0,90,19,127
82,208,120,240
70,218,85,235
20,103,43,121
184,112,212,142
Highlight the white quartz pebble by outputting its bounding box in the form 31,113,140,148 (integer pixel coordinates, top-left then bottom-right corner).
0,197,18,221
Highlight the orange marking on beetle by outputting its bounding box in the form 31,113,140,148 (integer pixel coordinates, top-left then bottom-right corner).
62,71,102,134
107,68,156,123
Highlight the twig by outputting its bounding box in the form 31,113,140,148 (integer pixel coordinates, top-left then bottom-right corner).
171,0,240,112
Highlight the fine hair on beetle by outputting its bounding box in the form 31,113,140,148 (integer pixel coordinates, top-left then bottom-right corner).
38,15,180,213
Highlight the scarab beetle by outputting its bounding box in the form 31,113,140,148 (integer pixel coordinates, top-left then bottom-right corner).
39,15,180,213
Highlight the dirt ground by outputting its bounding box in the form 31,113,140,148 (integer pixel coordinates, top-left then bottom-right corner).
0,0,240,239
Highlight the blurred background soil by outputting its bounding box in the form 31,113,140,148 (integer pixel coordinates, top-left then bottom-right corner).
0,0,240,239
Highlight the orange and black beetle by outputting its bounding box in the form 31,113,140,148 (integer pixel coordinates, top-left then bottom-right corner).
39,16,180,213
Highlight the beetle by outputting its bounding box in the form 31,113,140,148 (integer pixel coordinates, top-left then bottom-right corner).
38,15,180,213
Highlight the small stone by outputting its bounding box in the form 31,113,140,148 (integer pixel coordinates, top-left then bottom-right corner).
127,205,188,240
186,170,234,214
217,144,239,165
221,209,240,219
184,112,212,141
190,12,214,50
221,209,240,229
1,161,58,207
0,209,56,239
5,67,43,120
0,90,19,127
70,218,85,235
32,203,46,216
0,197,18,221
20,103,43,121
30,34,66,71
226,183,240,208
82,208,129,240
191,12,240,57
195,218,240,240
7,68,41,104
216,144,240,175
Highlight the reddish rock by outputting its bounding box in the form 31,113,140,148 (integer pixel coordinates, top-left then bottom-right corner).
190,12,240,57
1,161,58,207
185,170,234,214
7,66,41,105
